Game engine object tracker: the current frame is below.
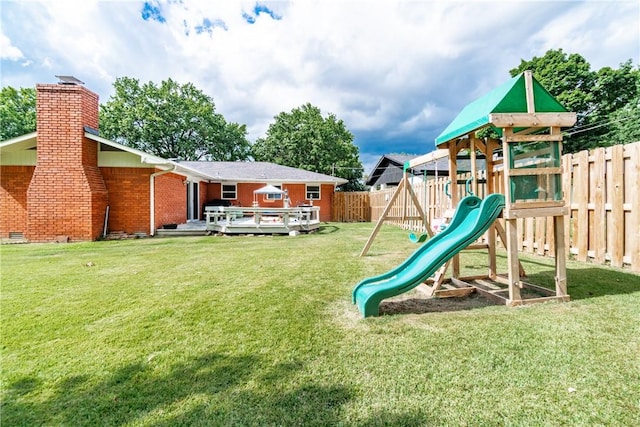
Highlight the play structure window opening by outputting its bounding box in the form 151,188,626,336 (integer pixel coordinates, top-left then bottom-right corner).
306,185,321,200
222,183,237,200
508,141,562,202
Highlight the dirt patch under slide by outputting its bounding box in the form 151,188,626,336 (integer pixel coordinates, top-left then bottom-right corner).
378,289,499,316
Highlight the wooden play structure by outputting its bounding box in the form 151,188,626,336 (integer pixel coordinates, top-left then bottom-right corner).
361,71,577,306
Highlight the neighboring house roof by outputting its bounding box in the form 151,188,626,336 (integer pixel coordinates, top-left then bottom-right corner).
365,154,419,186
435,72,568,145
410,155,486,175
179,161,348,185
366,153,486,187
1,130,347,186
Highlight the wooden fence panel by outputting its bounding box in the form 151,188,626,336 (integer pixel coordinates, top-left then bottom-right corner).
332,192,370,222
564,142,638,270
610,145,625,267
574,150,589,262
592,148,606,263
628,142,640,271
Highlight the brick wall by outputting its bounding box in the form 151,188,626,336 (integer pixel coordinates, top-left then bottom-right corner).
238,183,269,207
199,182,207,219
26,84,108,241
320,184,334,222
206,183,222,203
0,166,34,238
284,183,334,221
101,167,152,233
154,172,187,228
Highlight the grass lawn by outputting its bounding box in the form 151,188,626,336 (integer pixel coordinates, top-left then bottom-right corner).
1,223,639,426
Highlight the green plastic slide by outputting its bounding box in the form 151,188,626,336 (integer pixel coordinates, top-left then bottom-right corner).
352,194,505,317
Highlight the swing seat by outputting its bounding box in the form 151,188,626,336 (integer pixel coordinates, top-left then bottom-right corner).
408,232,429,243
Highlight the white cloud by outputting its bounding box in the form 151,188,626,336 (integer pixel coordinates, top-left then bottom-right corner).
0,32,24,60
530,1,640,69
1,0,638,166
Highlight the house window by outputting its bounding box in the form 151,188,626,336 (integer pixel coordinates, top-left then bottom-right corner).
306,185,321,200
266,184,282,200
222,183,237,200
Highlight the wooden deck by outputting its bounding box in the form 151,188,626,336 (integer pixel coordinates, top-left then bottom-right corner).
154,221,208,237
204,206,321,235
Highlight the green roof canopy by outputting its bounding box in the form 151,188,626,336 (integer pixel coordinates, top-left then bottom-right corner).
435,72,568,146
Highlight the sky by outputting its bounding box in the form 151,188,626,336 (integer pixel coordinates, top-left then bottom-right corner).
1,0,639,174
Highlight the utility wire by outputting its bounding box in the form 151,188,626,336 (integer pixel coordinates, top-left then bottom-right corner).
564,112,640,136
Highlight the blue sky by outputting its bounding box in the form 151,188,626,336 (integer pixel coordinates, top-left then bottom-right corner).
1,0,639,174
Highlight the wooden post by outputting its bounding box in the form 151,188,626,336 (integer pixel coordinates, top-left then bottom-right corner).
610,144,625,267
502,127,522,303
401,172,408,222
524,70,535,113
592,148,606,263
449,140,460,279
506,218,522,304
502,128,514,208
629,143,640,273
554,214,568,297
575,150,589,262
470,136,478,196
485,139,498,278
562,152,572,256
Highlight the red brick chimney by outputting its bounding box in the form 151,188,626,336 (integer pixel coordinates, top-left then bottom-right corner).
26,82,108,241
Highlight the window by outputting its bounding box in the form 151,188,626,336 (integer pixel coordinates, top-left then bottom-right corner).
222,183,237,200
266,184,282,200
306,185,320,200
508,141,562,202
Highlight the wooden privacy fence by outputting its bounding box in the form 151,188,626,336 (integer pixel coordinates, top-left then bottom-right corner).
359,141,640,272
332,191,370,222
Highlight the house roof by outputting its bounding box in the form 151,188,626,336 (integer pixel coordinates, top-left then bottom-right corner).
0,132,38,151
365,154,419,186
0,130,179,169
435,72,568,146
179,161,348,185
1,131,348,186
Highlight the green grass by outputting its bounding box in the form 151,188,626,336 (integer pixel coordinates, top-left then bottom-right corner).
1,223,639,426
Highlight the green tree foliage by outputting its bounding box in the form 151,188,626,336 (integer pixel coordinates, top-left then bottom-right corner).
252,103,365,191
606,75,640,145
592,61,640,145
100,77,250,161
0,86,36,140
510,49,639,152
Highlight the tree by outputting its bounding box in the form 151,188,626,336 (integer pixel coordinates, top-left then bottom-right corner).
100,77,250,161
251,103,365,191
589,61,640,145
0,86,36,140
606,75,640,144
510,49,639,152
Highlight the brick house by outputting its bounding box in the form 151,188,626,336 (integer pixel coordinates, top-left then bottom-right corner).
0,81,346,242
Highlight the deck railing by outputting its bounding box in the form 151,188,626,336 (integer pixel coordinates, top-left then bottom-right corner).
205,206,320,228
